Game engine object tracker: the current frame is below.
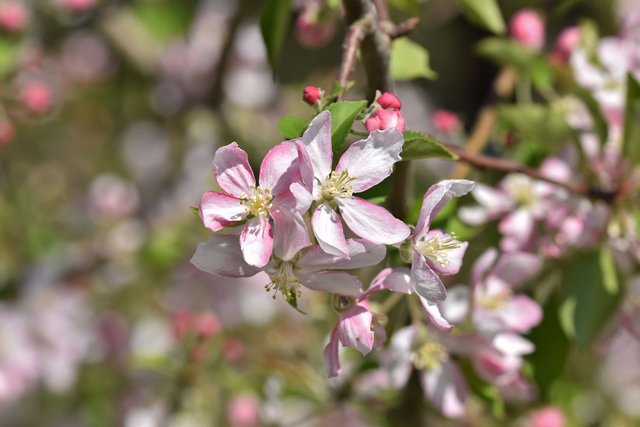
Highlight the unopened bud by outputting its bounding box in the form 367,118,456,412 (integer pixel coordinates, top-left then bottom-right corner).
0,1,28,32
303,85,322,105
432,110,460,134
527,406,566,427
551,26,580,64
295,10,336,49
509,10,545,50
376,92,402,110
20,81,53,115
365,109,406,133
195,312,221,339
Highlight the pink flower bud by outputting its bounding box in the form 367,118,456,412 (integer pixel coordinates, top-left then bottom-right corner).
61,0,97,13
227,394,260,427
527,406,566,427
195,312,221,339
20,81,52,115
551,27,580,64
295,10,336,49
0,119,15,146
376,92,402,110
365,109,406,133
510,10,545,50
303,85,322,105
222,338,245,362
0,1,28,32
432,109,461,134
172,310,194,340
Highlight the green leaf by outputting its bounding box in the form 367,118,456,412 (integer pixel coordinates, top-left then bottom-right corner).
260,0,293,74
390,38,437,81
497,103,575,149
134,2,193,40
0,39,18,78
476,38,537,68
527,296,569,397
456,0,506,34
401,130,458,161
326,100,367,151
559,247,622,347
278,115,308,140
573,84,608,144
623,73,640,165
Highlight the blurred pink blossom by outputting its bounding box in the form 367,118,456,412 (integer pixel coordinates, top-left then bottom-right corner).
432,109,461,134
227,394,261,427
0,1,28,32
510,10,545,50
527,406,567,427
19,81,53,115
551,27,580,64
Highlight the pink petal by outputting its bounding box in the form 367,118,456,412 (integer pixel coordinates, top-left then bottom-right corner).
421,229,468,276
411,252,447,303
239,216,273,268
271,207,311,261
491,252,541,287
190,234,261,278
259,140,300,196
199,191,247,231
338,197,410,245
213,142,256,197
289,182,313,213
335,129,403,193
300,110,332,183
471,248,498,288
493,333,534,356
419,296,454,332
365,267,412,296
324,328,341,378
472,183,513,213
499,296,543,333
297,270,362,297
311,203,349,257
415,180,474,238
421,361,468,418
299,239,385,272
498,209,535,252
337,303,375,355
438,285,470,325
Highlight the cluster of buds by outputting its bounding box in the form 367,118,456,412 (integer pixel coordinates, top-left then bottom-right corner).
365,92,406,133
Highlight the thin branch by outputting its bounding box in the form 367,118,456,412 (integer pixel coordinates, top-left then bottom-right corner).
336,24,365,99
388,17,420,39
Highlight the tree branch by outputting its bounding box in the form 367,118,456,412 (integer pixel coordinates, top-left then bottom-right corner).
336,24,365,99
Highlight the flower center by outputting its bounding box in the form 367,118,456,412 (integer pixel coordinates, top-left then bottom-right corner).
411,341,448,371
504,175,535,207
265,260,301,303
476,288,512,310
415,233,462,267
319,170,356,202
241,186,273,217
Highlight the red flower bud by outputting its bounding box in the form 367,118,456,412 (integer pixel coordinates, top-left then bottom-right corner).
195,312,221,339
376,92,402,110
0,1,28,32
365,109,406,133
509,10,545,50
20,81,53,115
551,27,580,64
303,85,322,105
432,110,460,134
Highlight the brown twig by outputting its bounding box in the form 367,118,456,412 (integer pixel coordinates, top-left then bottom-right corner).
388,17,420,39
336,24,366,99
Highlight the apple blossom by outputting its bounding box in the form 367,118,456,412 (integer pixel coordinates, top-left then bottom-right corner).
293,110,410,257
0,1,28,32
199,140,307,267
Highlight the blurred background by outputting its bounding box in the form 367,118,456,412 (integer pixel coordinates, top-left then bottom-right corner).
0,0,635,426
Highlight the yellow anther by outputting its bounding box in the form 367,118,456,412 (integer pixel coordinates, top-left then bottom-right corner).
415,233,462,267
319,170,356,202
241,186,273,217
265,261,302,301
411,341,448,371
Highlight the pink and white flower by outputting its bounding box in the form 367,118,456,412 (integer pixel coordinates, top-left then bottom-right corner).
409,180,474,303
199,140,305,267
294,111,410,257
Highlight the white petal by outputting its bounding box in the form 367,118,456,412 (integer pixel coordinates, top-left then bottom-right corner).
311,203,349,257
190,234,261,278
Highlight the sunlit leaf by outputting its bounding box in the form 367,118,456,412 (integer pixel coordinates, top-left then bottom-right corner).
401,130,458,160
278,115,308,140
390,38,437,81
260,0,293,74
456,0,506,34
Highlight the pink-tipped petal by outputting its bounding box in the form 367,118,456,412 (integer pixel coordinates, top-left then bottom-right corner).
471,248,499,288
335,129,403,192
259,140,301,196
338,197,410,245
324,328,341,378
411,252,447,303
419,296,454,332
271,208,311,261
240,216,273,268
299,239,385,272
289,182,314,213
421,229,468,276
199,191,247,231
190,234,261,278
438,286,470,325
365,267,412,296
499,209,535,252
298,271,362,297
213,142,256,197
416,180,475,238
421,361,469,418
300,110,333,182
500,296,543,333
311,203,349,257
338,304,375,355
491,252,541,287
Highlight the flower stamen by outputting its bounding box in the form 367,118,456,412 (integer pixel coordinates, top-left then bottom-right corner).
415,233,462,267
319,170,356,202
411,341,448,370
241,186,273,217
